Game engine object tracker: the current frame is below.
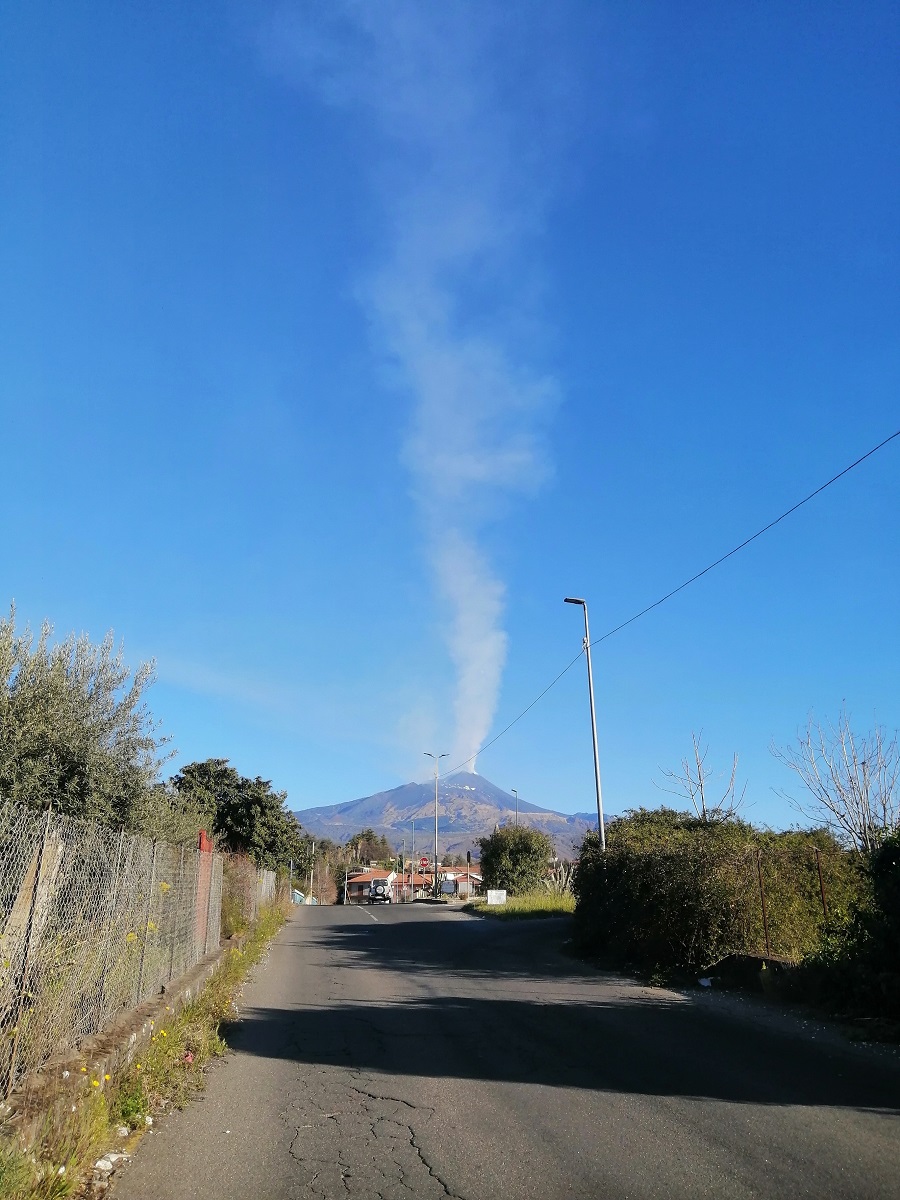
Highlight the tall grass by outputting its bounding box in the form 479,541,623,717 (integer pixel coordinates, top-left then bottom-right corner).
464,891,575,920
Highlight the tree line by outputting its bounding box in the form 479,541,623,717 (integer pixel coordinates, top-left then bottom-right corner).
0,606,470,889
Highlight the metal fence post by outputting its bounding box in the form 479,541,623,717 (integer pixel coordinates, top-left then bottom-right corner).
98,826,127,1022
136,841,158,1003
168,846,185,982
203,851,215,956
3,804,53,1099
756,848,771,957
814,848,828,921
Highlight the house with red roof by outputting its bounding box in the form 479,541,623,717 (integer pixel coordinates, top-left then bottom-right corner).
341,864,483,903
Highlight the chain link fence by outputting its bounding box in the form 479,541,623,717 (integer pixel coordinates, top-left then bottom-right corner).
0,800,224,1099
220,855,277,936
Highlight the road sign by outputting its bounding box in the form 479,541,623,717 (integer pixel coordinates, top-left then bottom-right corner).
420,857,429,870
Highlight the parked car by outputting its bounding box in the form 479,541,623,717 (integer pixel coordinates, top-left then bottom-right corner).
368,880,392,904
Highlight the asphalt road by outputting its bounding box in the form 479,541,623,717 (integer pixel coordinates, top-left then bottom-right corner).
114,903,900,1200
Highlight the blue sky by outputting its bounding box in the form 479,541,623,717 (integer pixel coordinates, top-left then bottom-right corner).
1,1,897,829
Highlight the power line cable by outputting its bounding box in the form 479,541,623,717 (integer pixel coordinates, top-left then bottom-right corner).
443,649,585,776
442,427,899,777
589,427,900,649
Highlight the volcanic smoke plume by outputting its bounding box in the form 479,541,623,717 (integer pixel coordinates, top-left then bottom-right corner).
262,1,575,769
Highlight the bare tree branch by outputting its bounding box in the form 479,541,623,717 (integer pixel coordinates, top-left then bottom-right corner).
655,731,746,822
771,710,900,855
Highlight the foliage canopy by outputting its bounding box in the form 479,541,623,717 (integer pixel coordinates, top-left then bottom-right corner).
796,829,900,1018
0,607,168,825
345,828,395,863
573,808,864,972
478,825,554,895
172,758,308,869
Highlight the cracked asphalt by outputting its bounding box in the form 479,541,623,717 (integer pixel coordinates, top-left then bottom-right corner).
113,903,900,1200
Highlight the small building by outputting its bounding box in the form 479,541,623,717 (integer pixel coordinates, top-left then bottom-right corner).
453,872,482,898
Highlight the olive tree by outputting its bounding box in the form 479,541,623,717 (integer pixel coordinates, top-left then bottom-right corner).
0,606,169,825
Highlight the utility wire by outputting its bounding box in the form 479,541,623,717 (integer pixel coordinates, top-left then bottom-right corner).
589,428,900,649
441,427,899,778
443,649,585,776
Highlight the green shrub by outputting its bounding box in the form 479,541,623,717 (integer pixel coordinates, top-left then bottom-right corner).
111,1077,148,1130
793,830,900,1018
572,809,864,974
220,856,257,937
478,826,554,895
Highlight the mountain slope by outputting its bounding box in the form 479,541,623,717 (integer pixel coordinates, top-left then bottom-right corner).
293,772,597,858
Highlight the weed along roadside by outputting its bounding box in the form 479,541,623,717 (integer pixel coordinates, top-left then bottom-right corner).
0,901,289,1200
463,891,575,920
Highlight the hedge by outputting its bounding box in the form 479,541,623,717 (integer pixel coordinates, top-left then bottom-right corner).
572,808,865,974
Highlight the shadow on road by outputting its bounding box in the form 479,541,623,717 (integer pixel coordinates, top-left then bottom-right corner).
278,911,580,981
222,911,900,1115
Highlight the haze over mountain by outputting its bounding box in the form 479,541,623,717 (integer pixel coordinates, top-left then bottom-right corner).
292,773,598,859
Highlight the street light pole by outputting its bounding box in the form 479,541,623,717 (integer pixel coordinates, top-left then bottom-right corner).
425,752,448,897
512,788,519,827
564,597,606,851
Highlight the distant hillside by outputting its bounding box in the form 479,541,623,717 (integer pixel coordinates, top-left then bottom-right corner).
293,772,597,858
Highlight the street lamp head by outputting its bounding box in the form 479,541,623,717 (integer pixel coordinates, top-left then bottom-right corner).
564,597,585,606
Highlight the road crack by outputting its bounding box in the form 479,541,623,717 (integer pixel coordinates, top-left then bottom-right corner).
283,1071,465,1199
407,1126,464,1199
